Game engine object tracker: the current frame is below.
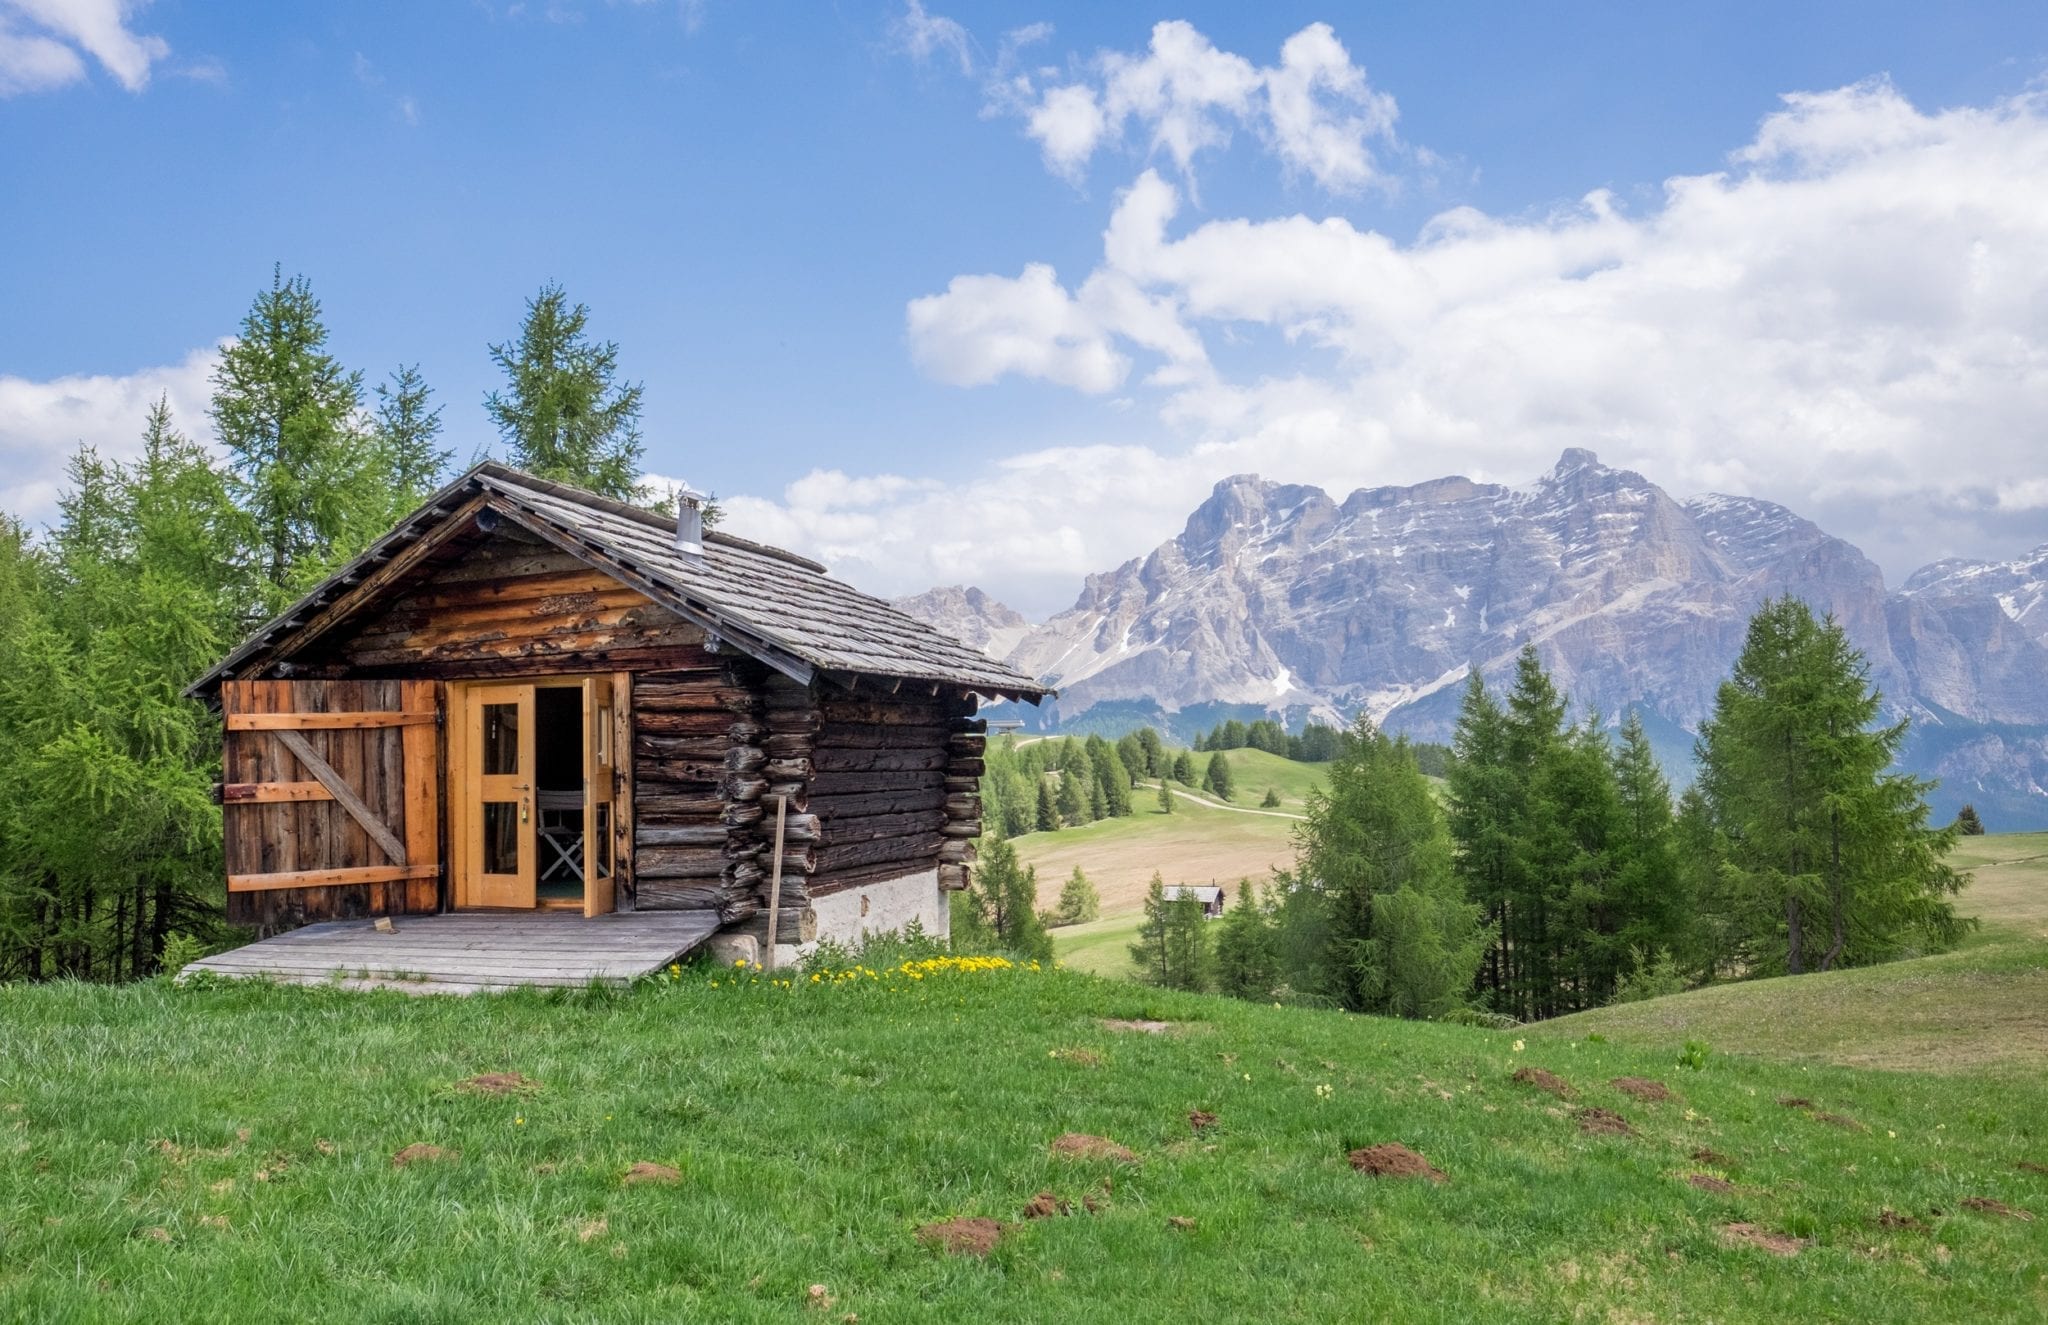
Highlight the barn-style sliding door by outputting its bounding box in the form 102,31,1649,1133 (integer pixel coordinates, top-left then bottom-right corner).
219,679,443,932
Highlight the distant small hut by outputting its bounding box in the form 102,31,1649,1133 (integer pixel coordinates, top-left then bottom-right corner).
187,463,1051,957
1163,885,1226,919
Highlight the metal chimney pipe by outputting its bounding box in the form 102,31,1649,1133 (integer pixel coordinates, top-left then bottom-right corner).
674,483,706,559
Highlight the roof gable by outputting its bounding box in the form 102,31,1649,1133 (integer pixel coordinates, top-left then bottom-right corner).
189,464,1052,702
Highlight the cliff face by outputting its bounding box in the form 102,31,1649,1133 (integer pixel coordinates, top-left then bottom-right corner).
891,452,2048,827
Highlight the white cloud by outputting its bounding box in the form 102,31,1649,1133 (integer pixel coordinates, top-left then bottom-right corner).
0,346,220,531
733,76,2048,614
0,0,167,95
889,0,972,77
991,19,1400,192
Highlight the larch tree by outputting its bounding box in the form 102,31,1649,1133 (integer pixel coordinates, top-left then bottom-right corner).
1694,596,1969,975
1204,751,1235,801
1212,878,1278,1000
485,282,646,500
210,267,382,612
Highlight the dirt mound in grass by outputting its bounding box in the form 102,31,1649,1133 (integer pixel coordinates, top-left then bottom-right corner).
1877,1209,1928,1232
1720,1223,1807,1256
1347,1143,1446,1183
1188,1110,1217,1132
1575,1108,1634,1137
1100,1019,1176,1034
456,1072,537,1095
1812,1111,1866,1132
1962,1197,2034,1220
1020,1192,1070,1219
2017,1161,2048,1177
1692,1148,1737,1169
391,1143,456,1168
1777,1096,1814,1109
1611,1077,1672,1102
918,1216,1005,1257
1686,1173,1735,1195
1511,1067,1575,1099
622,1162,682,1186
1051,1134,1137,1163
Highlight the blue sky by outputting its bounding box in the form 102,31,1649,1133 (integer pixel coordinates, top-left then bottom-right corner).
5,1,2048,614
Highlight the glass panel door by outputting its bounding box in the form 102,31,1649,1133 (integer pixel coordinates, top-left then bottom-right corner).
465,683,536,908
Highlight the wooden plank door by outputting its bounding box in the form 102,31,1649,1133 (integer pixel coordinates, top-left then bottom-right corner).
221,679,442,933
583,676,617,917
460,683,538,909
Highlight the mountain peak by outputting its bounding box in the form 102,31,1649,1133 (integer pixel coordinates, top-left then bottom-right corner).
1551,447,1603,476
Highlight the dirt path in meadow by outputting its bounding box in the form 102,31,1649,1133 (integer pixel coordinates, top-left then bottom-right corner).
1138,781,1307,822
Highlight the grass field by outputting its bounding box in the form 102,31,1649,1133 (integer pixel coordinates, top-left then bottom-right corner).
1212,748,1327,813
1016,790,1298,919
1538,833,2048,1077
5,956,2047,1321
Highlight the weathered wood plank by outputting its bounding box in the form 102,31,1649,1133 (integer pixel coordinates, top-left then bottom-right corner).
275,730,409,867
227,711,435,731
228,863,437,892
221,780,334,804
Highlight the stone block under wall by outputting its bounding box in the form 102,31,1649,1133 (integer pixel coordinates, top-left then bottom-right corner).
763,867,948,970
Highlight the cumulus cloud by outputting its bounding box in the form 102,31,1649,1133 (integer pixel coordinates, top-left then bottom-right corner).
743,76,2048,614
987,19,1400,192
0,346,220,530
0,0,168,96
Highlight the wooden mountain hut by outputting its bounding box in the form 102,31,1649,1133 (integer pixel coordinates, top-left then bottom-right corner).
186,463,1051,964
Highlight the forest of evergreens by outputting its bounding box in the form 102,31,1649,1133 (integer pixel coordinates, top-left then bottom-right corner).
1107,611,1972,1023
0,271,657,981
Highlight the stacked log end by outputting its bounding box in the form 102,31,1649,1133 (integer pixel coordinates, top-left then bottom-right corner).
630,662,769,924
938,707,984,892
637,670,988,939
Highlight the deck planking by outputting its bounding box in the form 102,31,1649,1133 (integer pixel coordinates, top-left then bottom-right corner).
182,910,721,994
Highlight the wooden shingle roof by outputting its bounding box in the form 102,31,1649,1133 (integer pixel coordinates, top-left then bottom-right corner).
189,463,1053,703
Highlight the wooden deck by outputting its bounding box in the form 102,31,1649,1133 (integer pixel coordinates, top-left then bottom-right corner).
182,910,722,995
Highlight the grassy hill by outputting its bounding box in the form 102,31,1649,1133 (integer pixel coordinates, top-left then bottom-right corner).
1540,832,2048,1078
1014,786,1299,919
4,957,2047,1321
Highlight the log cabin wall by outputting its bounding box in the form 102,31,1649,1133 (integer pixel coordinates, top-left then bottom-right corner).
302,527,712,680
629,660,768,921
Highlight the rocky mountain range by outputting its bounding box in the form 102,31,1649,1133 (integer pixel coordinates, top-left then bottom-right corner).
894,450,2048,829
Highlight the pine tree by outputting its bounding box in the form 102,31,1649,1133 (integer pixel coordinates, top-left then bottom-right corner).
1092,744,1133,816
1955,804,1985,835
1213,879,1277,1000
485,282,646,499
1046,866,1100,927
1116,733,1147,785
1157,779,1175,814
1173,751,1196,784
960,837,1053,961
1056,768,1089,826
1261,787,1282,808
210,266,381,610
1035,779,1060,833
1137,727,1165,777
1695,597,1969,975
370,363,451,510
1204,751,1235,801
1160,891,1213,992
1129,874,1173,983
1297,718,1489,1016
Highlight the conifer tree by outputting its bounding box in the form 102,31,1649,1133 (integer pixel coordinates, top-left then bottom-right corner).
370,363,451,509
1047,866,1101,926
1160,890,1213,992
1296,718,1489,1017
1695,597,1968,974
1056,768,1089,826
1137,727,1165,776
1213,879,1278,999
960,837,1053,961
1173,750,1196,784
1261,787,1282,808
485,282,646,499
1157,779,1175,814
210,267,382,610
1204,751,1235,801
1955,804,1985,835
1129,874,1173,984
1035,780,1060,833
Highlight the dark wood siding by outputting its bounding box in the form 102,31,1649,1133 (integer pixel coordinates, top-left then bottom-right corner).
307,530,710,679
